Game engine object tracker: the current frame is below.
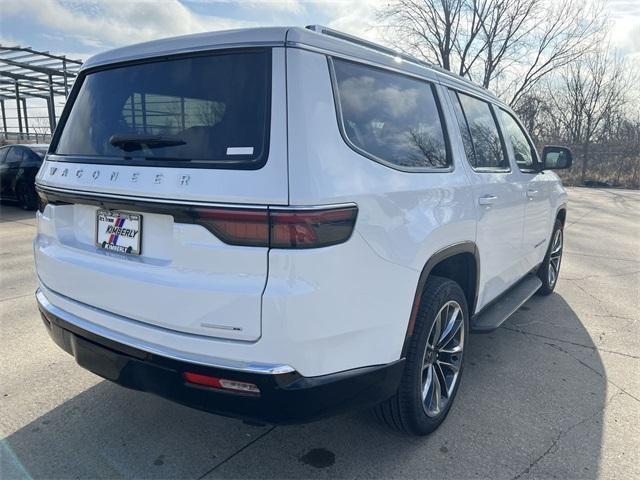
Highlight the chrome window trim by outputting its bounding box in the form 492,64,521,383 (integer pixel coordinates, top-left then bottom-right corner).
448,88,513,174
497,107,541,174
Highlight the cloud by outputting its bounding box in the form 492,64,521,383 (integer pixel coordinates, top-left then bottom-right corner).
312,0,385,43
604,0,640,59
185,0,307,15
1,0,257,49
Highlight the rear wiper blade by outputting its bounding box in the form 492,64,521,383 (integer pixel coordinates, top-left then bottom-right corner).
109,134,186,152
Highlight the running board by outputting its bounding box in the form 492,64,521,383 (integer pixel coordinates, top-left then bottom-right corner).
470,274,542,333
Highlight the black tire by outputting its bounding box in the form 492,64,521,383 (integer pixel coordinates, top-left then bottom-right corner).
16,182,38,211
536,219,563,296
374,276,469,436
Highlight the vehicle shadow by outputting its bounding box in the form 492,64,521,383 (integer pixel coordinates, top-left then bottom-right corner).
2,293,606,479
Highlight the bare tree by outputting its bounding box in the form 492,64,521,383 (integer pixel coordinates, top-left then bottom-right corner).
379,0,605,106
546,49,633,183
503,0,605,106
381,0,464,71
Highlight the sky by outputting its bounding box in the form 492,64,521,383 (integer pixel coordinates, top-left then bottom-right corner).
0,0,638,130
0,0,385,59
1,0,637,62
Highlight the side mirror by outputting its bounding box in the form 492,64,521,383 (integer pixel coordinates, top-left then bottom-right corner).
541,146,573,170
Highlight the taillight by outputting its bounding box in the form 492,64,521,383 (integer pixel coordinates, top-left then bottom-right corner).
193,208,269,247
270,207,358,248
192,205,357,249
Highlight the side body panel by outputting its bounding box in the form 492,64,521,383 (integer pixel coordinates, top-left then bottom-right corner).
262,48,477,372
492,108,556,271
0,146,20,197
438,88,527,312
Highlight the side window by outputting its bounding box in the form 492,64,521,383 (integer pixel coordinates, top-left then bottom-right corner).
5,147,23,165
449,91,477,167
498,109,538,171
0,147,9,165
450,91,508,171
22,148,44,166
332,58,450,169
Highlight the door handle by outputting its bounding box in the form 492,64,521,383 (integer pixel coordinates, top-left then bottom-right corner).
478,194,497,206
527,189,539,199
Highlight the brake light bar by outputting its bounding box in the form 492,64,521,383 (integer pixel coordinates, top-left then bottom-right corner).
36,188,357,249
192,205,358,249
194,208,270,247
270,207,358,248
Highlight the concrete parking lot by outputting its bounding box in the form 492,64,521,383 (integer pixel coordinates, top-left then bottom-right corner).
1,187,638,479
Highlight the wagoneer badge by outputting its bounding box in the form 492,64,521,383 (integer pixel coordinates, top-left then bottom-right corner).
46,166,194,188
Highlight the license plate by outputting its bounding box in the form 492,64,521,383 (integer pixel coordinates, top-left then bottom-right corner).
96,210,142,255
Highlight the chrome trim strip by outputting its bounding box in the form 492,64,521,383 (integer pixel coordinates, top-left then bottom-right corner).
35,184,272,209
270,202,357,211
36,288,296,375
36,183,356,211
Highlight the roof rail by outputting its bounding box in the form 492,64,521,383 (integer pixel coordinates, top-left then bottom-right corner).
304,24,491,95
305,25,430,68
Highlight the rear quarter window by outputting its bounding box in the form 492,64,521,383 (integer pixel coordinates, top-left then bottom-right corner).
53,49,271,169
331,58,450,170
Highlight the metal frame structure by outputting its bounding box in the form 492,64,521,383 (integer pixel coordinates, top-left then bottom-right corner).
0,45,83,141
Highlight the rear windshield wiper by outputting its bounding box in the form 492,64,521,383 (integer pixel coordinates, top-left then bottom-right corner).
109,134,186,152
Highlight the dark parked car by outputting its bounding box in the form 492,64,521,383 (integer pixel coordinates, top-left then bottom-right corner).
0,144,48,210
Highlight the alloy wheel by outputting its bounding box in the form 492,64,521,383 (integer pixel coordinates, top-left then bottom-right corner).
421,300,465,417
548,228,563,287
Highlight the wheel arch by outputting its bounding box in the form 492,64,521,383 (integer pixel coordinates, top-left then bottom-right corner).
401,241,479,357
556,205,567,227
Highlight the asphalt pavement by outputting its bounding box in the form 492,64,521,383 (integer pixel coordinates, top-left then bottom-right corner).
1,187,638,479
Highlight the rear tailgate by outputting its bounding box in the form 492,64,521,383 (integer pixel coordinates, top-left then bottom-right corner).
35,47,288,341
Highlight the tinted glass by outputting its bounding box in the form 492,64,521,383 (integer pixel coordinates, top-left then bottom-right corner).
499,109,537,170
333,59,449,169
449,90,477,166
55,50,271,168
29,147,48,158
22,148,45,166
456,92,508,170
5,147,23,164
0,147,8,165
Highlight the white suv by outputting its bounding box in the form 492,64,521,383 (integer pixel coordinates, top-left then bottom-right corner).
34,26,572,435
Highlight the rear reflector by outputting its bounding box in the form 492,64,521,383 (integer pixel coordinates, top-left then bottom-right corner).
192,205,358,249
183,372,260,395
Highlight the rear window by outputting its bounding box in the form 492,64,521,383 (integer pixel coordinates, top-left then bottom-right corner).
54,49,271,169
331,58,450,170
30,148,47,158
